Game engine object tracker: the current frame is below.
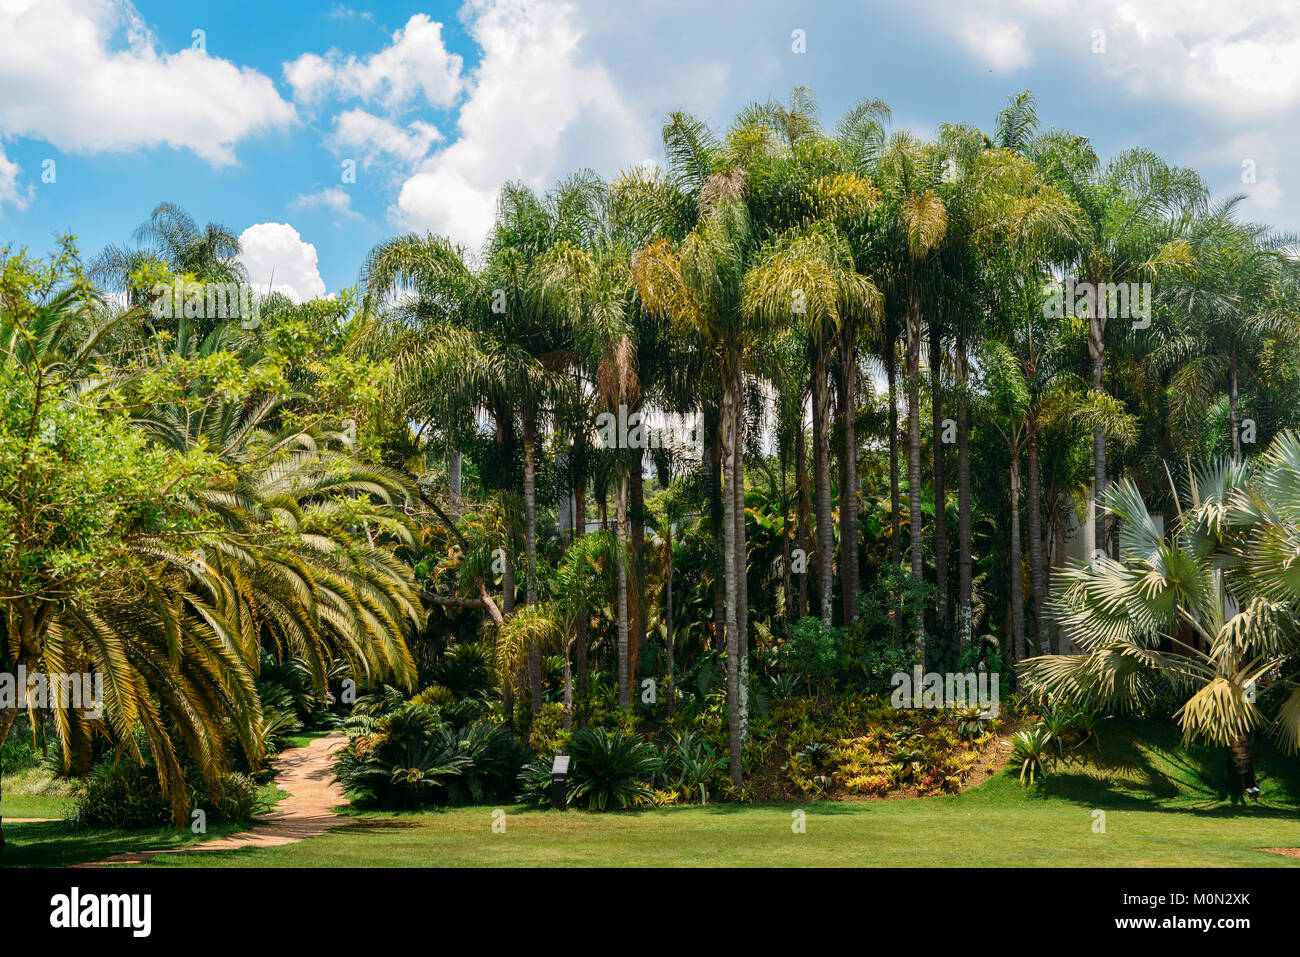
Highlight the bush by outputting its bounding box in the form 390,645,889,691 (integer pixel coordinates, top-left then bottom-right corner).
335,703,525,809
567,727,659,811
71,759,267,829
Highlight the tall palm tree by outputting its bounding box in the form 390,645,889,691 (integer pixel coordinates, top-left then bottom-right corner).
877,133,948,659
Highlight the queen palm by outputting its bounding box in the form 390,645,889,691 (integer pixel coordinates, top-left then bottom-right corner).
1024,434,1300,796
877,133,948,659
745,221,881,627
634,140,761,787
1029,120,1207,556
1146,202,1299,458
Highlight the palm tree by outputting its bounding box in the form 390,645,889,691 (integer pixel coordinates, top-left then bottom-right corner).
877,133,948,659
744,222,882,627
1146,202,1299,458
1024,436,1300,797
634,132,760,787
1030,119,1207,557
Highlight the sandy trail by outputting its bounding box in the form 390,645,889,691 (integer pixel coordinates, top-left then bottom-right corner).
81,732,349,866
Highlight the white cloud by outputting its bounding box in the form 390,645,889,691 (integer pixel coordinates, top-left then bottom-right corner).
0,143,32,212
955,17,1032,72
292,186,363,220
0,0,295,167
391,0,650,250
285,13,464,112
941,1,1300,117
331,108,441,168
237,223,327,304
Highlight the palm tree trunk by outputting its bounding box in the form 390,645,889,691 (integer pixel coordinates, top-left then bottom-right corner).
574,472,588,713
708,410,726,651
629,463,646,685
812,347,834,628
907,298,925,662
449,448,463,509
523,422,543,715
722,383,742,790
1027,418,1049,654
796,410,811,620
665,524,675,715
1089,284,1107,558
616,469,630,710
840,321,860,623
1226,734,1257,797
561,638,574,732
781,455,793,628
733,365,749,742
886,322,901,572
1229,333,1240,456
956,335,973,650
930,318,948,632
1010,453,1025,663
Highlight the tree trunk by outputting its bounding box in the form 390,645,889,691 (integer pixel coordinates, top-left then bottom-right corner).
930,317,948,632
665,524,675,715
616,469,630,710
840,320,860,624
1089,283,1107,559
811,347,834,628
733,366,749,743
1229,334,1240,456
709,412,726,651
722,383,742,790
629,463,646,686
448,448,463,510
1226,734,1257,797
781,455,793,628
886,323,901,573
796,409,811,621
574,473,588,714
907,296,925,662
1027,419,1049,655
523,422,543,715
1010,454,1025,663
956,336,973,650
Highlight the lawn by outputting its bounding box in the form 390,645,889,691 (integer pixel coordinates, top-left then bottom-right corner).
5,718,1299,868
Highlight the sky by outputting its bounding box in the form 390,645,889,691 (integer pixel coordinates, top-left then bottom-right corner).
1,0,1298,301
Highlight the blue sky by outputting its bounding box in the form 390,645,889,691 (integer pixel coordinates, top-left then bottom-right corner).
2,0,1297,300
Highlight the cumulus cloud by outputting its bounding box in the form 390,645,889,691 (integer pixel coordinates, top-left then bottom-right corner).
0,0,295,167
331,108,441,168
955,17,1032,72
391,0,650,250
940,1,1300,117
284,13,464,112
292,186,364,220
237,223,327,304
0,143,32,212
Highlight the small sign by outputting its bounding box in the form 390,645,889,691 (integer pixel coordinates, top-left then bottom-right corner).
551,755,570,776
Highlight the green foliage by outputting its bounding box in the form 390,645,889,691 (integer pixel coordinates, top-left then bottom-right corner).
566,727,660,811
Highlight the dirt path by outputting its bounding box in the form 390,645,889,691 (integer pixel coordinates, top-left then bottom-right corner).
82,732,349,866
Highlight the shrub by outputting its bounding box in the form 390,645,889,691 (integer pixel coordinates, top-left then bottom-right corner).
71,759,267,829
567,727,659,811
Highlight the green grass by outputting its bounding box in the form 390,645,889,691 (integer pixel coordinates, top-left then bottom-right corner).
0,781,285,868
145,717,1300,868
4,718,1299,868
